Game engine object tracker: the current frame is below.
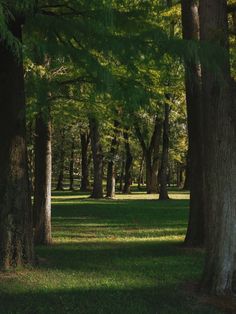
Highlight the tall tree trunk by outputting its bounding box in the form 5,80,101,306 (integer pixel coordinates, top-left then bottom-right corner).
0,19,34,269
181,0,205,247
200,0,236,295
69,137,75,191
119,154,125,191
80,132,90,192
138,154,145,190
123,130,133,194
159,104,170,200
56,128,65,191
33,112,52,245
106,121,119,198
89,117,104,198
182,151,190,190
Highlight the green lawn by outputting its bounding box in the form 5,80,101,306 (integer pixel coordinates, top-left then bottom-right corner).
0,191,222,314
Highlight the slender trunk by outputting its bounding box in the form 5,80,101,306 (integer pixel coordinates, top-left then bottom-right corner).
69,137,75,191
138,154,145,190
89,117,103,198
0,19,34,269
106,121,119,198
80,132,90,192
119,155,125,191
56,128,65,191
200,0,236,295
159,104,170,200
181,0,205,247
123,130,133,194
34,112,52,245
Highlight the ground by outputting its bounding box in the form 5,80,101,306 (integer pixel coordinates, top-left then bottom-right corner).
0,191,223,314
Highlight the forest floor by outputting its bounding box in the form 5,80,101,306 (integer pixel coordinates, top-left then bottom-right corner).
0,191,224,314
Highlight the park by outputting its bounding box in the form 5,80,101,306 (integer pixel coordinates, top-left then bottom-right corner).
0,1,236,313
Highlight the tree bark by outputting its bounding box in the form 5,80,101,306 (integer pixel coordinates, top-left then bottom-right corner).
138,154,145,190
0,19,34,269
69,137,75,191
33,112,52,245
106,121,119,198
182,151,190,190
181,0,205,246
123,130,133,194
89,117,104,198
56,128,65,191
159,103,170,200
80,132,90,192
199,0,236,295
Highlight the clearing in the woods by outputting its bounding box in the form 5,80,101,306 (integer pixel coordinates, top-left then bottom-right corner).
0,191,222,314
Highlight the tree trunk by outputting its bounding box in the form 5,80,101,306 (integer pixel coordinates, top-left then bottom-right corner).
106,121,119,198
33,112,52,245
200,0,236,295
80,132,90,192
159,103,170,200
183,151,190,190
138,154,145,190
0,19,34,269
89,117,104,198
69,137,75,191
123,130,133,194
181,0,205,247
119,155,125,191
56,128,65,191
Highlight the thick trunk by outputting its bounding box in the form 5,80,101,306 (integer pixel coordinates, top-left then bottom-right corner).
89,117,103,198
56,128,65,191
200,0,236,295
106,121,119,198
0,20,34,269
123,130,133,194
69,137,75,191
183,152,190,190
33,112,52,245
159,104,170,200
181,0,205,247
80,132,90,192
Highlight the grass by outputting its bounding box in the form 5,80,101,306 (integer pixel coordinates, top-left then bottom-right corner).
0,191,222,314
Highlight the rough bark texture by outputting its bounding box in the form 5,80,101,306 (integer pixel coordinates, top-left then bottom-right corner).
182,152,190,190
69,137,75,191
89,117,104,198
34,112,52,245
0,19,34,269
181,0,205,246
159,104,170,200
106,121,119,198
200,0,236,295
56,128,65,191
80,132,90,192
123,130,133,194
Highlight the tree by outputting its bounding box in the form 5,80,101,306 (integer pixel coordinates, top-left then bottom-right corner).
89,116,104,198
200,0,236,295
0,15,34,269
159,102,170,200
106,120,120,198
123,129,133,194
181,0,205,247
34,110,52,245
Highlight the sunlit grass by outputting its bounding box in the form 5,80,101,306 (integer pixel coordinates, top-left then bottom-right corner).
0,191,222,314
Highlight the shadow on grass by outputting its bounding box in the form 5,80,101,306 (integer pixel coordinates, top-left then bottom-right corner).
0,285,221,314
